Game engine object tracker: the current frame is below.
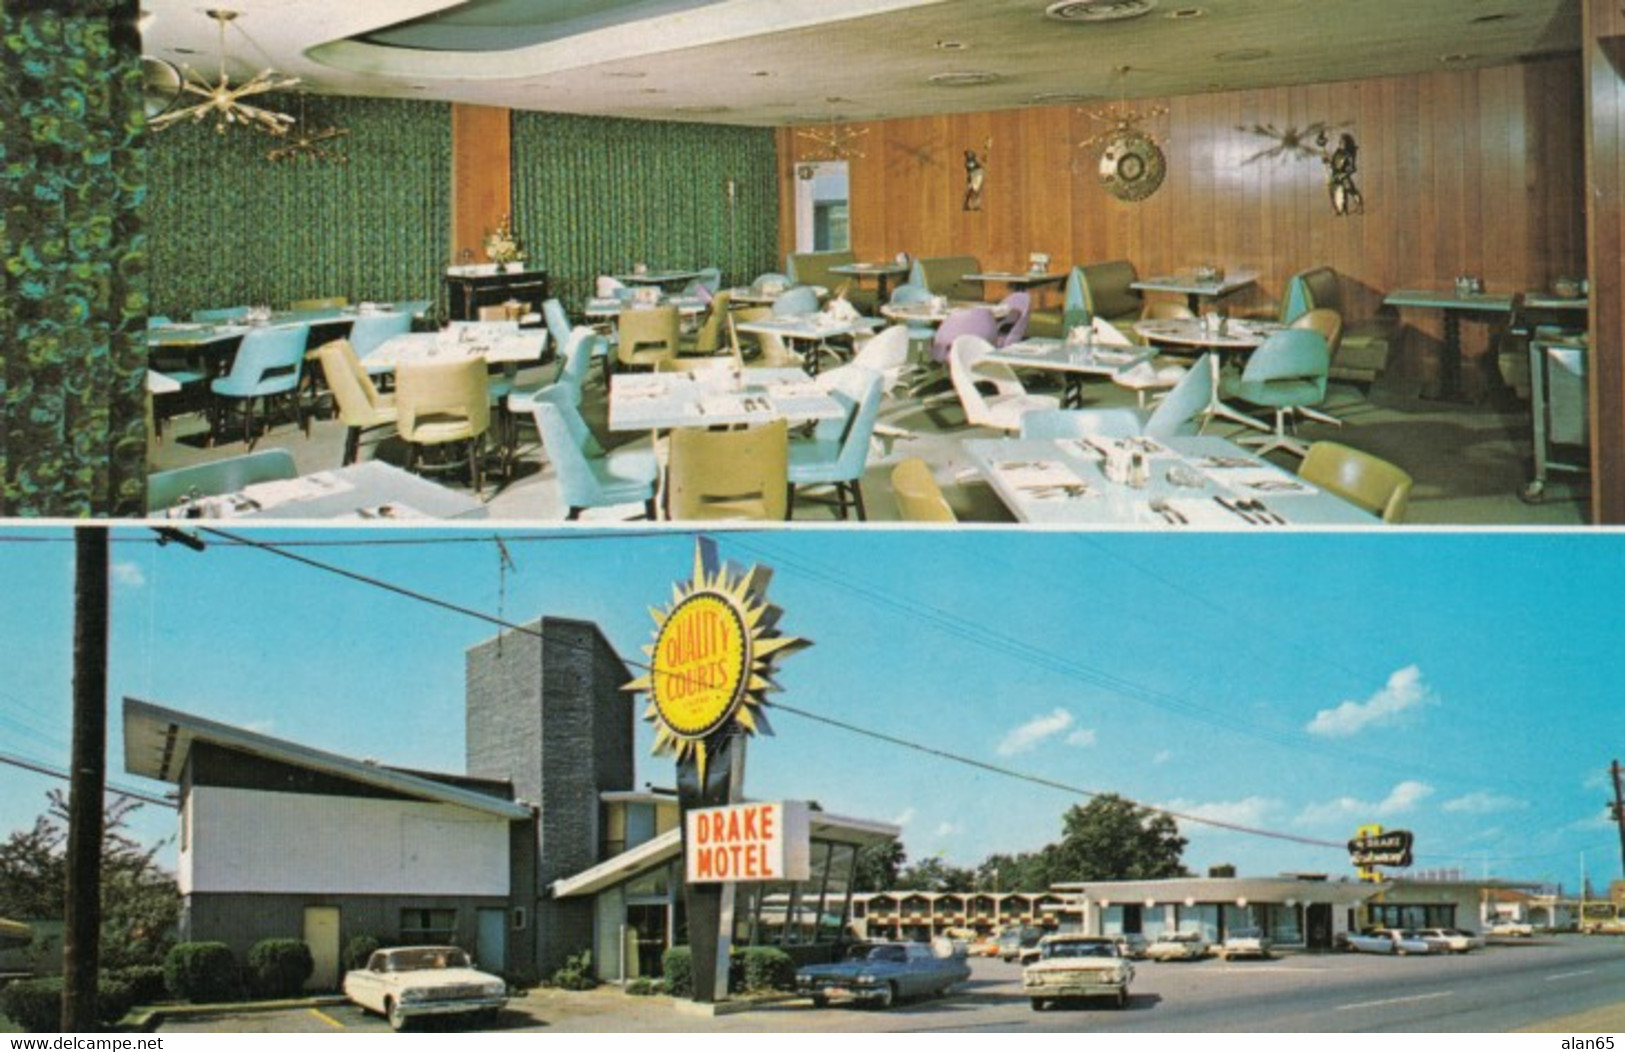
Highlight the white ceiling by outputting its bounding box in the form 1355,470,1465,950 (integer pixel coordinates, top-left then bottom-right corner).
139,0,1584,127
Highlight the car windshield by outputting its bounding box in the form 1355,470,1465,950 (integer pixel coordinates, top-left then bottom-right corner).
867,945,908,964
385,948,469,972
1045,941,1114,959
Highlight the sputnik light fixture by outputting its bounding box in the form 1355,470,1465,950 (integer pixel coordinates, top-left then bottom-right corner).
148,9,299,136
796,97,868,161
266,95,349,164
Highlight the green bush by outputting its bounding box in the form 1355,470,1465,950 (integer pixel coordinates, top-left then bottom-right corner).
343,934,382,972
662,946,693,998
549,949,597,991
110,965,167,1006
163,941,241,1004
246,939,313,999
736,946,795,992
624,976,662,997
0,976,135,1033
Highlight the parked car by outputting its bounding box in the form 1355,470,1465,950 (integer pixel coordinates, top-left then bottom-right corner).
1110,933,1150,960
1343,928,1434,955
1487,918,1535,937
1144,931,1210,961
342,946,507,1031
997,926,1045,962
1219,927,1272,960
796,941,971,1008
1416,927,1484,953
1022,934,1135,1011
967,934,1002,957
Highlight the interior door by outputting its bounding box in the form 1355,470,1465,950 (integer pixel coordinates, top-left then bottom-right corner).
477,908,507,973
302,906,340,990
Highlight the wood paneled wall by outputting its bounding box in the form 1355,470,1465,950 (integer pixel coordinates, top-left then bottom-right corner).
452,104,513,263
778,58,1585,388
1586,0,1625,523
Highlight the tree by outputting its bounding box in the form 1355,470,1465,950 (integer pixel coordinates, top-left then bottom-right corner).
896,855,975,893
1046,794,1188,882
852,840,905,892
0,791,178,969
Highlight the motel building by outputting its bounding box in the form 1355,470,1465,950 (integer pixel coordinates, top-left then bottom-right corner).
122,615,897,988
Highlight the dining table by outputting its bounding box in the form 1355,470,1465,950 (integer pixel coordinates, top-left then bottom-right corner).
1382,287,1589,403
607,366,846,432
1134,316,1282,432
734,311,883,375
828,261,910,300
1132,271,1259,314
985,337,1153,407
879,300,1011,327
363,328,548,371
962,434,1378,527
154,461,487,521
610,268,703,289
583,294,709,319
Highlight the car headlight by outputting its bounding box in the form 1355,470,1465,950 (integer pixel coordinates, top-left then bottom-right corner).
400,989,427,1003
482,982,506,997
853,973,877,986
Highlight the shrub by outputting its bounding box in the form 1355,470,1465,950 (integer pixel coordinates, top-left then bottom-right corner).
110,965,167,1006
736,947,795,993
163,941,241,1004
343,934,381,972
624,976,662,997
549,949,597,991
245,939,313,999
662,946,693,998
1,976,135,1033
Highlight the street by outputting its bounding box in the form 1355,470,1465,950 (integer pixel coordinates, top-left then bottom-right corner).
157,935,1625,1034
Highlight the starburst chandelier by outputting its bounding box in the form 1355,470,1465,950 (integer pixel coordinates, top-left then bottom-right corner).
148,9,299,136
266,96,349,164
797,122,868,161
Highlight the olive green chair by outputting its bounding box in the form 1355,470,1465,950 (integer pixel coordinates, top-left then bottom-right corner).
1298,440,1412,523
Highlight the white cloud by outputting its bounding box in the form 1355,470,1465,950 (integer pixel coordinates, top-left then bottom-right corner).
1152,749,1173,765
935,821,962,838
1442,791,1527,815
893,807,917,827
1161,796,1280,831
111,561,145,588
1297,780,1433,826
996,708,1075,756
1305,665,1432,738
1065,728,1097,747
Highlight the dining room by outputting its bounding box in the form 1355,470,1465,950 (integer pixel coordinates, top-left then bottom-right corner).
4,0,1615,525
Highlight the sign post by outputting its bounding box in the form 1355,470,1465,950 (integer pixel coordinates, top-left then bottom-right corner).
624,539,808,1003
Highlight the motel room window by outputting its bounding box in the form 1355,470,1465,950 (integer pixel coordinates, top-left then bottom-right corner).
1368,904,1454,930
400,908,457,944
1175,904,1219,941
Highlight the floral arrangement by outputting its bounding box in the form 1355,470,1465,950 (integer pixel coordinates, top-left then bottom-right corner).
484,214,524,265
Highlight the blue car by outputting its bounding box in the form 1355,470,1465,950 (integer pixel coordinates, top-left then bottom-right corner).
796,941,971,1008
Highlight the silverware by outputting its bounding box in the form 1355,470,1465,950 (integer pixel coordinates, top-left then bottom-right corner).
1149,497,1185,524
1243,498,1285,524
1214,495,1258,524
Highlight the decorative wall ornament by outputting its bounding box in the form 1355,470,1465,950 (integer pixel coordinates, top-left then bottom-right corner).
963,137,991,211
1236,122,1363,215
147,9,298,136
796,122,867,161
1323,132,1364,216
265,94,349,163
1078,68,1168,202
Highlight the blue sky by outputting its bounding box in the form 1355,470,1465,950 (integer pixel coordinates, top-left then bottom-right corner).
1,525,1621,896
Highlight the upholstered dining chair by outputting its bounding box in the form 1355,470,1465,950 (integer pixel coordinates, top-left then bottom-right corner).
750,271,790,293
771,284,821,316
996,291,1031,347
395,355,491,495
615,304,680,372
345,310,415,382
146,448,298,515
667,419,789,521
930,306,1000,365
318,339,397,466
948,333,1061,432
890,457,958,523
787,366,884,520
730,306,799,369
832,324,911,396
1299,440,1412,523
208,321,310,448
681,288,733,355
290,295,348,311
530,385,658,520
1221,328,1335,457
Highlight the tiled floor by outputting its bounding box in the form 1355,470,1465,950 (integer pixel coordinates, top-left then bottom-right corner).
148,357,1591,527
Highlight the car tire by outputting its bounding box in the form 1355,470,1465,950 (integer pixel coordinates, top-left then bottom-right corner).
1031,998,1048,1012
385,998,408,1032
873,983,895,1010
1115,988,1128,1010
810,994,828,1009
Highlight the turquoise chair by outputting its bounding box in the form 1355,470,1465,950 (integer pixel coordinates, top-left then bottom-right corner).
750,271,790,293
146,448,298,514
208,322,310,447
510,326,598,412
771,285,820,316
1026,265,1087,339
394,299,433,327
347,311,415,378
147,315,206,438
530,386,657,520
787,366,884,520
191,305,250,324
1019,352,1210,440
685,266,723,296
1221,330,1334,457
1143,352,1214,440
542,298,572,350
887,282,937,350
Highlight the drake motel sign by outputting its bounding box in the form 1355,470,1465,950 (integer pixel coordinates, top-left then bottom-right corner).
687,800,811,882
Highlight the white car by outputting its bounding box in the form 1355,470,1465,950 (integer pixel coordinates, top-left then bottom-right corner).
1022,935,1134,1010
1417,927,1484,953
1144,931,1210,961
1219,927,1272,960
1487,918,1535,938
1344,928,1435,955
343,946,507,1031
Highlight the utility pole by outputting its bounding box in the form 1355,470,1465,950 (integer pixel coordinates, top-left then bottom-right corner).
1611,760,1625,884
62,527,109,1031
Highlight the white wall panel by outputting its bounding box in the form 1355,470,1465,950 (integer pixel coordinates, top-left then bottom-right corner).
188,787,509,896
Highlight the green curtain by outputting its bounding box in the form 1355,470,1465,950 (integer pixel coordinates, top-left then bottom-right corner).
144,95,453,320
510,113,779,308
1,0,148,517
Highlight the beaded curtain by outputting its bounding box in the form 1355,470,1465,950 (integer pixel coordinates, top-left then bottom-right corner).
1,0,148,517
511,112,780,308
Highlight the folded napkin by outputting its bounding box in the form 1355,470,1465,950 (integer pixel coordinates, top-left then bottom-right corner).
1092,317,1134,346
1116,361,1158,386
240,472,355,509
995,459,1087,493
1220,472,1317,496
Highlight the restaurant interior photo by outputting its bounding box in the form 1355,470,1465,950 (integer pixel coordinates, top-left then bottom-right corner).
4,0,1620,527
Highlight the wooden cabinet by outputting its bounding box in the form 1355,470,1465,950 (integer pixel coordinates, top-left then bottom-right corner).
445,268,550,321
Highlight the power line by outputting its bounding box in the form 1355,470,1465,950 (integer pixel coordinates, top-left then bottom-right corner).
0,749,176,810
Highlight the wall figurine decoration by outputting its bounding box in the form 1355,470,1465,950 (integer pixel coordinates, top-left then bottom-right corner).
1322,132,1363,216
963,138,991,211
1237,122,1363,215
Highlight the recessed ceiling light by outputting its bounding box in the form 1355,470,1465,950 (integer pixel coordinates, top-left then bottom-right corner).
1470,13,1511,23
1215,48,1270,62
750,70,771,77
1440,52,1474,64
1045,0,1158,22
1167,7,1205,19
640,87,664,94
172,46,196,55
934,40,966,51
929,71,1000,87
605,70,646,79
1030,91,1096,105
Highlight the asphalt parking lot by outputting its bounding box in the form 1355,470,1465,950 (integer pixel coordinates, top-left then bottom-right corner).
155,936,1625,1035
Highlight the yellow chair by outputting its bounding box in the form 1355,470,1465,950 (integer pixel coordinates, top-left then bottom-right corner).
1299,440,1412,523
615,304,680,372
667,419,789,520
317,339,396,466
890,458,956,522
290,296,349,311
681,289,733,355
729,306,798,369
395,356,490,495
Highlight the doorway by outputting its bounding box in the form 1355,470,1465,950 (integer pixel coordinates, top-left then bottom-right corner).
476,908,507,973
302,907,340,990
1306,904,1334,950
793,161,849,254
